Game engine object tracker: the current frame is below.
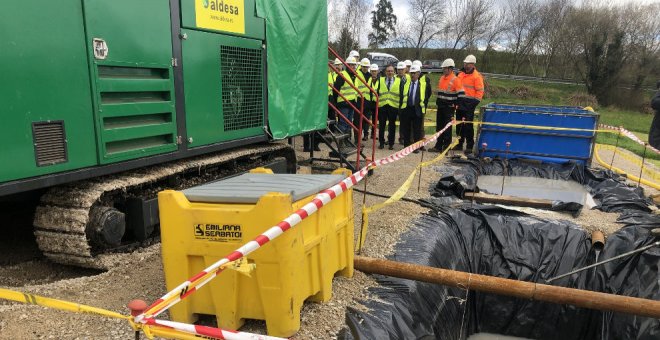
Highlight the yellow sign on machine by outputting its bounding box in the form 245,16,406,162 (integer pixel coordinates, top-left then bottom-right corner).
195,0,246,34
159,168,354,337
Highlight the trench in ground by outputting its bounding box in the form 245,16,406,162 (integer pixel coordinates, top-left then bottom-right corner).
340,158,659,340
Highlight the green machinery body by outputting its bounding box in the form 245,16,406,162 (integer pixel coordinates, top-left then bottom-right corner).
0,0,328,195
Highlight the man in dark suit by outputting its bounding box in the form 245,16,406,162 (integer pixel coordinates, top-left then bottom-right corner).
400,65,430,153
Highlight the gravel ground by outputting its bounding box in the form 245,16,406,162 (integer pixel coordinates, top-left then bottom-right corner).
0,244,166,339
291,135,451,339
0,134,655,339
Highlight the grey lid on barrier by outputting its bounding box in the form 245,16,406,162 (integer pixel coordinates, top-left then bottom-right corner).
182,173,347,203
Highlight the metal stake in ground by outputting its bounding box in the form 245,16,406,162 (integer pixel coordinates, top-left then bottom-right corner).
610,128,623,168
357,165,372,255
456,117,466,156
472,142,488,206
500,142,511,196
128,300,147,340
638,143,648,188
546,240,660,284
362,165,369,205
417,146,425,193
480,142,488,160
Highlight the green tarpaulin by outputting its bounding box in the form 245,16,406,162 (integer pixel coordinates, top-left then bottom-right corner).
256,1,328,139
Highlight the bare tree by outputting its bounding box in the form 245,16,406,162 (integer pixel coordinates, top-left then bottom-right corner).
327,0,344,41
620,2,660,90
328,0,370,52
445,0,496,52
344,0,371,50
536,0,573,78
565,4,626,106
398,0,444,59
505,0,543,75
480,6,508,69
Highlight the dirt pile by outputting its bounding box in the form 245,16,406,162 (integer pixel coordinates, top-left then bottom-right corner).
567,92,599,108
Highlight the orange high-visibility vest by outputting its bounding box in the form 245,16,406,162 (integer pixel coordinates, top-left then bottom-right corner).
458,68,484,101
436,73,465,103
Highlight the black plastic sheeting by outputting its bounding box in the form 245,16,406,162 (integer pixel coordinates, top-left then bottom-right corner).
340,159,659,340
433,157,653,214
340,204,659,340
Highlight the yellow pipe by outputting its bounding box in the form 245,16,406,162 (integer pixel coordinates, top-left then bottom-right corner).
596,144,660,182
594,144,660,190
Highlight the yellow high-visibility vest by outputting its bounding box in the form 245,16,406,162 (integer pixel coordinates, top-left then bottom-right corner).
328,72,337,96
401,78,428,113
354,72,372,99
337,70,357,103
377,76,401,108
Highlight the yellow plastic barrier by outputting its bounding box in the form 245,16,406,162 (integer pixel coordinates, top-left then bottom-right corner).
0,288,128,321
596,144,660,182
159,168,354,338
594,144,660,190
472,120,616,134
357,140,457,253
0,288,275,340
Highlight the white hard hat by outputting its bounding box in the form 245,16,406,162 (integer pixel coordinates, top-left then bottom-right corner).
412,60,422,68
370,64,379,71
463,54,476,64
333,58,342,65
346,56,358,65
404,60,412,67
410,65,421,73
396,61,406,69
349,50,360,58
360,58,371,67
441,58,455,68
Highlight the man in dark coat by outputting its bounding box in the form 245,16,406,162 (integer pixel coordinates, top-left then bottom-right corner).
650,80,660,149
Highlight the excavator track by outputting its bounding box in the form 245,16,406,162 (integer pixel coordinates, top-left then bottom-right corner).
33,143,296,269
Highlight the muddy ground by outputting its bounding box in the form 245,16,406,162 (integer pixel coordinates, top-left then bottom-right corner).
0,137,656,339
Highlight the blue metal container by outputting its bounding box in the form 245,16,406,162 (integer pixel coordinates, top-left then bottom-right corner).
476,103,599,165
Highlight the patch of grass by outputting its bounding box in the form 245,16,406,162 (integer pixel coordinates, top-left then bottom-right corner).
483,77,585,105
425,75,587,108
595,107,653,134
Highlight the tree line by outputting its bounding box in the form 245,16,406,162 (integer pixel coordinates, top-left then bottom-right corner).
328,0,660,110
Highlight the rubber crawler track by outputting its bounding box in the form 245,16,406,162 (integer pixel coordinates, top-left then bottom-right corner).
33,143,296,269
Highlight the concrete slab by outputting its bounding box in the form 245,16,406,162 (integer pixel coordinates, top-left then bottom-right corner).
477,175,596,208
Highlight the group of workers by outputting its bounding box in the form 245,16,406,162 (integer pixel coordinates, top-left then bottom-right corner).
323,50,484,155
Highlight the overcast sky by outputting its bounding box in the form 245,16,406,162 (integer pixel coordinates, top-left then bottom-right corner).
386,0,658,23
388,0,409,22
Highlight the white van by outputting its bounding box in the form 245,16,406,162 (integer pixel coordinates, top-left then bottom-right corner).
366,52,399,69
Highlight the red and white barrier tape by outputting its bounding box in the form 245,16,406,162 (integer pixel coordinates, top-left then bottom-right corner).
598,124,659,154
138,121,455,329
144,318,285,340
